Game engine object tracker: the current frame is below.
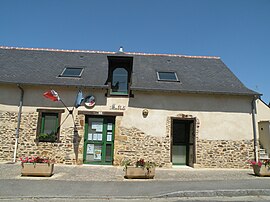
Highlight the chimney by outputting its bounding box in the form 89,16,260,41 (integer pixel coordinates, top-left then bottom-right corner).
118,46,124,53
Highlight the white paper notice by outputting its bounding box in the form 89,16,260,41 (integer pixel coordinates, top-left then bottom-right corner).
107,135,112,141
91,122,98,130
92,122,103,132
93,133,98,141
94,149,101,160
88,133,93,140
107,123,113,131
87,144,94,154
95,124,103,132
97,133,102,141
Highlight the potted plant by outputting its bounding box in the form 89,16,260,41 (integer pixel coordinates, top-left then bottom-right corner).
20,156,54,177
250,160,270,177
123,158,156,179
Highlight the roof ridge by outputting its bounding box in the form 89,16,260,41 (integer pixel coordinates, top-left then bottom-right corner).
0,46,220,59
0,46,115,54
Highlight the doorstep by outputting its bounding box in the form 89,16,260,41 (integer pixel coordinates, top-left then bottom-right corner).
172,165,193,169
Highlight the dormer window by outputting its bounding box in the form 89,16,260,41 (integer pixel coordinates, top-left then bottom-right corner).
59,67,84,78
112,68,128,94
157,71,179,82
107,57,133,96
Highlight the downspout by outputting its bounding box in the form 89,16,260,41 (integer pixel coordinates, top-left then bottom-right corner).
13,84,24,163
251,95,259,162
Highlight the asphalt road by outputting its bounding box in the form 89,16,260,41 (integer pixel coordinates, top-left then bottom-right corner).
1,163,270,201
0,178,270,201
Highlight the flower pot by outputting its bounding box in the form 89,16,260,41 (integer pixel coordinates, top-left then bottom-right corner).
252,165,270,177
21,163,54,177
124,166,155,179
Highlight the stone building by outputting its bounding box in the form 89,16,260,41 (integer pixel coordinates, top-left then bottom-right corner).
0,46,268,168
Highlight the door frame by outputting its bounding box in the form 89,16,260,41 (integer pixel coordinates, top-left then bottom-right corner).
83,115,115,165
170,117,196,167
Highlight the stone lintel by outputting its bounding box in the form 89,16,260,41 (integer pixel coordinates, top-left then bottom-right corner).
78,111,124,116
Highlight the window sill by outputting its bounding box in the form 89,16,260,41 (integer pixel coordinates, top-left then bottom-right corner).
110,92,129,95
107,92,129,97
35,139,61,144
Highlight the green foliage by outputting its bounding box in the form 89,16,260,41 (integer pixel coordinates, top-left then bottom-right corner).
39,131,56,142
122,158,156,171
121,159,131,171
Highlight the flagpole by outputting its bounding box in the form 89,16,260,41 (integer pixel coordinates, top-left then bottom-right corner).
59,99,71,113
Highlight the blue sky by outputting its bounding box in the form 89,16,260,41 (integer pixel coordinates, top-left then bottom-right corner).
1,0,270,102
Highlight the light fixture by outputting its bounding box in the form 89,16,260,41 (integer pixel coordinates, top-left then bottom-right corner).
142,109,149,117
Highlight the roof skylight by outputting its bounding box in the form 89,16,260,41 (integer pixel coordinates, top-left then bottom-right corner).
157,72,179,82
59,67,84,78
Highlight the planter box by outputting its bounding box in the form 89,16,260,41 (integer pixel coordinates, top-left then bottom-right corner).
21,163,54,177
252,165,270,177
125,166,155,179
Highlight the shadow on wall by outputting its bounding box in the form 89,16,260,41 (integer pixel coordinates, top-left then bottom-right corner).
128,92,253,113
73,128,82,163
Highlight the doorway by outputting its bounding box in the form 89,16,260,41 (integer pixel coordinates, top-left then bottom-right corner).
171,119,195,166
83,116,115,165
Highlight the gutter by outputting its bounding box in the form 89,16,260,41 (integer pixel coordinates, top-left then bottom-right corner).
130,86,261,97
13,84,24,162
251,95,259,162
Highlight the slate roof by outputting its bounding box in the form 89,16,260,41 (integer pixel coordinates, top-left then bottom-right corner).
0,46,258,96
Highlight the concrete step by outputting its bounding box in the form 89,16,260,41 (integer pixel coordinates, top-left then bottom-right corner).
260,156,270,160
259,147,270,160
259,148,266,153
260,157,270,161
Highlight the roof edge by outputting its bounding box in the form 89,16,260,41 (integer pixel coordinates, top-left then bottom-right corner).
0,46,220,59
0,81,109,89
259,98,270,109
130,86,261,97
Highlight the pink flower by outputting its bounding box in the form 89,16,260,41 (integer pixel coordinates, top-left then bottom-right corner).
20,156,53,165
249,160,263,167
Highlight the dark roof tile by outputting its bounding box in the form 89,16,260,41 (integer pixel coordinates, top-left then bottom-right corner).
0,46,258,96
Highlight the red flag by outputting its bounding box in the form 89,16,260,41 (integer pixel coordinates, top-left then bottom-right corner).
43,90,60,101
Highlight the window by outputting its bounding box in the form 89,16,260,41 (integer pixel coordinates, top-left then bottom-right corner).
112,68,128,94
157,72,179,82
36,109,64,142
107,57,133,96
59,67,84,77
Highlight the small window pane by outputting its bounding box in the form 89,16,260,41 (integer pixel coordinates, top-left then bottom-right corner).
157,72,178,81
39,113,58,142
43,114,57,135
60,67,83,77
112,68,128,94
105,144,112,162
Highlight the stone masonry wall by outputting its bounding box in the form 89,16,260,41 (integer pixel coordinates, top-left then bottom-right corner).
114,126,171,167
0,112,18,161
1,110,255,168
196,139,254,168
0,111,84,165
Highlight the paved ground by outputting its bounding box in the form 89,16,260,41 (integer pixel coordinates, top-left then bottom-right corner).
0,162,270,201
0,162,259,181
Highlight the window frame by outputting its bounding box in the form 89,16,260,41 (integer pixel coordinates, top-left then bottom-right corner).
59,67,84,78
36,109,65,143
107,56,133,96
157,71,179,82
111,67,129,95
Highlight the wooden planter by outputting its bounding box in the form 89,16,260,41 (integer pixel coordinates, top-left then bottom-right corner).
124,166,155,179
21,163,54,177
252,165,270,177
